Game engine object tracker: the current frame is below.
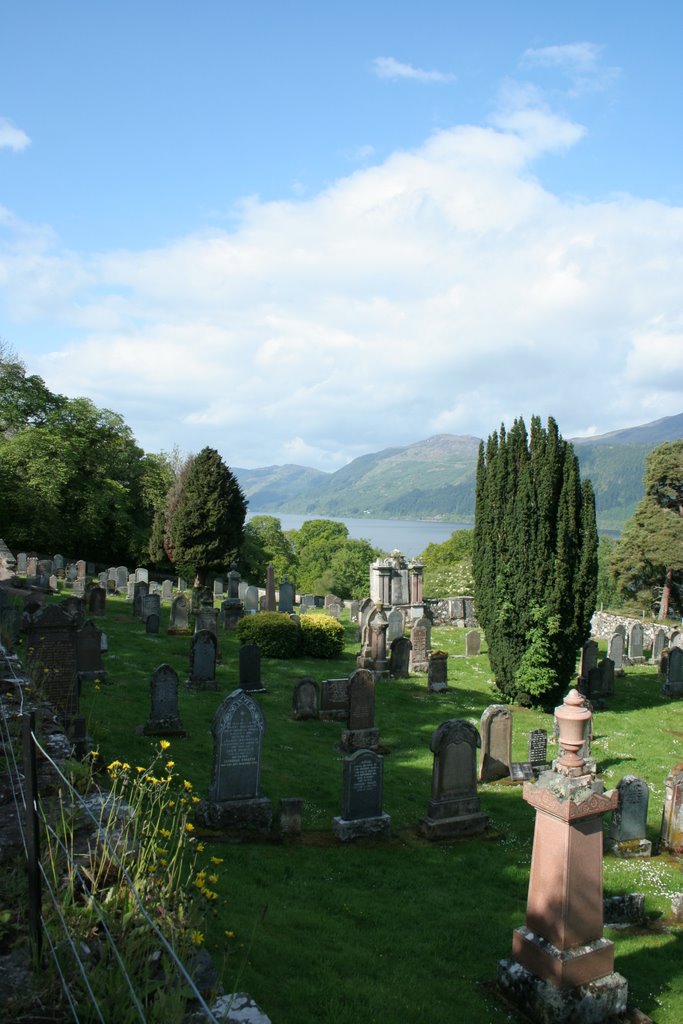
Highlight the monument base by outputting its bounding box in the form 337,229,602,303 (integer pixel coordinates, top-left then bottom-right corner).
419,810,489,840
195,796,272,833
185,678,219,691
512,926,615,990
166,627,192,636
605,837,652,858
332,813,391,842
340,727,380,752
497,957,628,1024
142,718,186,737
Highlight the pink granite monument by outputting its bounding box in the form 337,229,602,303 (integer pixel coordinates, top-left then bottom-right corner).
498,688,628,1022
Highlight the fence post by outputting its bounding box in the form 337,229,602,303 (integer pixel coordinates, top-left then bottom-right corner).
22,711,43,963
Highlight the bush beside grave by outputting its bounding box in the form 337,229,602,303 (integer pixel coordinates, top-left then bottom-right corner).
299,612,345,658
236,612,301,658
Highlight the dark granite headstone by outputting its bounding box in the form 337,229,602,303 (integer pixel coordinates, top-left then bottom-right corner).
168,593,190,634
608,630,625,674
142,593,161,624
143,664,186,736
409,615,430,673
195,689,271,832
26,605,79,719
133,581,149,618
320,677,350,721
528,729,548,773
427,650,448,692
187,630,217,689
389,636,412,679
580,639,599,679
279,580,294,614
239,643,264,693
628,622,644,661
146,613,160,635
332,749,391,842
652,628,667,663
341,669,378,752
664,647,683,698
77,619,106,682
85,585,105,616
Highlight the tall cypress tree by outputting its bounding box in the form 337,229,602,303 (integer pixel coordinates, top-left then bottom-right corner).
472,416,597,705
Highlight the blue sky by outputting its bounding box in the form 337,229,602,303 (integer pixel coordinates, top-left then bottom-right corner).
1,1,681,470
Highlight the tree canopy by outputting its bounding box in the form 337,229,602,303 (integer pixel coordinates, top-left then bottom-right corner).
610,440,683,618
472,415,597,705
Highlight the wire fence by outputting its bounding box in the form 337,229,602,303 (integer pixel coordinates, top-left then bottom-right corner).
0,646,220,1024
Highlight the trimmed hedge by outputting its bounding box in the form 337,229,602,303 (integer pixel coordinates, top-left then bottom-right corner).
299,612,345,659
236,612,301,658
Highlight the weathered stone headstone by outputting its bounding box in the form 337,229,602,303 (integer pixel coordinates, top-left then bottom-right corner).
60,596,85,629
300,594,315,613
628,622,644,663
341,669,378,752
389,636,412,679
326,600,342,619
349,600,360,623
77,620,106,682
220,596,244,631
319,677,350,721
148,581,162,597
409,614,431,673
16,552,28,574
87,586,106,616
465,629,481,657
427,650,448,692
278,579,294,614
146,613,160,635
264,564,277,612
239,643,265,693
143,664,186,736
608,629,625,675
244,586,259,614
49,574,58,592
580,639,599,680
478,705,512,782
168,593,191,634
386,608,404,645
195,689,271,832
419,719,488,839
141,592,161,624
652,627,668,664
213,578,224,600
195,606,219,636
663,647,683,698
135,567,149,584
75,559,86,580
606,775,651,857
660,762,683,855
71,579,85,598
588,656,615,702
161,579,174,602
332,749,391,842
116,565,128,592
278,797,304,835
292,678,319,720
133,581,149,618
99,571,109,589
187,630,218,689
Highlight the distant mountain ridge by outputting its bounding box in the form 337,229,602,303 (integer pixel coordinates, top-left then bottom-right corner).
233,413,683,532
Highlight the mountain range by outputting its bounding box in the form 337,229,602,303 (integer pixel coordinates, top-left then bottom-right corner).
233,412,683,532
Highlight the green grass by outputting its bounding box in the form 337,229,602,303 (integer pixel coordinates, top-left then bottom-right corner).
39,596,683,1022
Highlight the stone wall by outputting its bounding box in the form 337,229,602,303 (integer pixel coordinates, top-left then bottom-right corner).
426,596,478,628
590,611,678,646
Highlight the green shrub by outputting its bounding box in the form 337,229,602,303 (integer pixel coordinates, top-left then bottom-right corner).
236,612,301,658
299,612,345,658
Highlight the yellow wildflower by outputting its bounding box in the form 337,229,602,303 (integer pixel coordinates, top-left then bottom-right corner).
165,760,175,770
159,828,171,840
191,795,201,804
196,842,205,853
225,931,235,940
107,760,122,771
136,766,145,774
159,740,171,751
201,888,218,901
168,800,175,808
208,874,219,884
122,763,130,771
183,780,193,792
180,797,188,805
184,822,195,833
190,930,204,946
210,857,223,865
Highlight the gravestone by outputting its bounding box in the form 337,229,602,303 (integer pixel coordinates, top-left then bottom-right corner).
67,562,78,581
76,559,86,580
606,775,652,857
177,577,187,592
332,749,391,842
278,579,294,614
71,580,85,598
187,630,218,690
427,650,448,692
116,566,128,592
25,606,79,720
341,669,378,752
409,615,431,673
148,581,162,597
300,594,316,613
278,797,304,835
238,581,248,601
135,567,149,584
226,566,241,599
142,593,161,624
608,629,625,676
195,689,272,832
195,606,219,636
660,762,683,855
465,630,481,657
386,608,404,645
16,552,28,574
349,600,360,623
389,636,412,679
265,564,277,612
220,596,244,631
326,601,342,620
478,705,512,782
99,572,109,589
528,729,549,775
580,639,599,680
213,578,224,600
87,586,106,616
49,574,58,592
628,622,645,663
588,656,615,703
652,628,668,663
292,677,319,720
37,559,53,577
77,620,106,682
239,643,265,693
663,647,683,698
60,596,85,629
319,677,350,721
168,593,191,634
146,613,160,635
244,586,259,614
419,719,488,839
143,664,186,736
161,579,174,602
133,581,149,618
127,581,135,601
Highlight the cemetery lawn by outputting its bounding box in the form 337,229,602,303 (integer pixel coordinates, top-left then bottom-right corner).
63,598,683,1024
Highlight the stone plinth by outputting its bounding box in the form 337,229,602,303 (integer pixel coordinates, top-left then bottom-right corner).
332,812,391,842
340,727,380,753
497,958,628,1024
195,796,272,834
419,795,488,840
605,837,652,859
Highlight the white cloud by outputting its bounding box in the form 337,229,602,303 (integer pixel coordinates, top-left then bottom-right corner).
372,56,455,84
520,42,620,96
1,101,681,470
0,117,30,151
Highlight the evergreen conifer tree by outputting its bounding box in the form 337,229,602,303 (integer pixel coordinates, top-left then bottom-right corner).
472,415,597,705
